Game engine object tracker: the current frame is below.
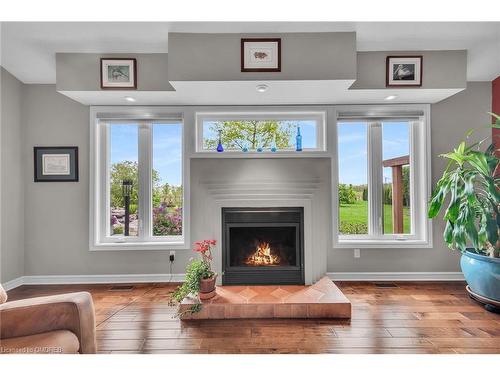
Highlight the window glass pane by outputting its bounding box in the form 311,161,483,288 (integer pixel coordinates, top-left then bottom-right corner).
152,123,183,236
382,122,411,234
109,124,139,237
202,119,317,151
337,122,368,235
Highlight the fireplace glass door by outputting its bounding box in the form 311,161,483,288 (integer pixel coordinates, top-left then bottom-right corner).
222,208,304,285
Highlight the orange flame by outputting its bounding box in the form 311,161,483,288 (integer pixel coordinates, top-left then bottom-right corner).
245,242,280,266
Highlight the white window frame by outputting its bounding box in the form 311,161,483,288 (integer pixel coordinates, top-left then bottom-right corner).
332,104,432,248
89,107,189,251
195,111,327,154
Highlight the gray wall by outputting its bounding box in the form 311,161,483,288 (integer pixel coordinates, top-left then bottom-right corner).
1,68,25,283
56,53,174,91
168,33,357,81
10,81,493,279
329,81,492,273
351,50,467,90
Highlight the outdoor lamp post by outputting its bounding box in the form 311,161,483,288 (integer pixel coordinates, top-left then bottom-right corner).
122,179,133,236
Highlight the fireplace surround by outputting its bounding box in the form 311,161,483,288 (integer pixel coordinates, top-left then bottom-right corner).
222,207,305,285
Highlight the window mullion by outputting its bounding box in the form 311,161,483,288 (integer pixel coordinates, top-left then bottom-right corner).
138,121,152,242
368,122,383,237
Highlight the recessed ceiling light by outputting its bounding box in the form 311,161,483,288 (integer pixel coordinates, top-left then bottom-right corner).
256,84,269,93
124,96,136,102
384,95,397,101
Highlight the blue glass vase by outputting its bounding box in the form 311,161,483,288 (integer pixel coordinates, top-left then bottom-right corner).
296,127,302,152
216,131,224,152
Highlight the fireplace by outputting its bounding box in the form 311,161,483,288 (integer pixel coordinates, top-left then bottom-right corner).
222,207,305,285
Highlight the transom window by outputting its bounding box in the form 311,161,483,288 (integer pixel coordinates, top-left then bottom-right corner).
91,110,186,250
334,108,431,247
196,112,326,153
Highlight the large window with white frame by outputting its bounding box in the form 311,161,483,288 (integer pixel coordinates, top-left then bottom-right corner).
91,111,186,250
196,111,326,153
334,107,431,247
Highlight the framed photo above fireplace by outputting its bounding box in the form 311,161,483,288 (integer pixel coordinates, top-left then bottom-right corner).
386,56,423,87
241,38,281,72
34,146,79,182
100,58,137,89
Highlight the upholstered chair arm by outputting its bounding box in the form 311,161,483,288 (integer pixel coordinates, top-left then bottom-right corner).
0,292,96,353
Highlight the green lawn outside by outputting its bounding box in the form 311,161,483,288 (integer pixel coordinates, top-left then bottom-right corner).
339,200,410,234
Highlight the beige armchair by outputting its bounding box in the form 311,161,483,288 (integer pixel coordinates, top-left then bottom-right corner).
0,284,97,354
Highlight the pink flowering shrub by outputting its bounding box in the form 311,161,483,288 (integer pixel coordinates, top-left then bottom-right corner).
153,204,182,236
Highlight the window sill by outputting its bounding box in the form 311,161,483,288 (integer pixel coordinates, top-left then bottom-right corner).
90,240,189,251
334,238,432,249
191,151,330,159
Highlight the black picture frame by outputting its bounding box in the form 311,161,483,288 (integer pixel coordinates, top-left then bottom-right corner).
34,146,79,182
241,38,281,72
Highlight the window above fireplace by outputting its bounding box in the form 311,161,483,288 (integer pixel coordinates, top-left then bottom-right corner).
195,110,327,155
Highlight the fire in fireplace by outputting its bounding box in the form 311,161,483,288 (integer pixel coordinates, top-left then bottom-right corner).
222,207,304,285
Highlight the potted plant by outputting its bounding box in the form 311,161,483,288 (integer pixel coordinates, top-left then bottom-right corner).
171,239,217,315
428,113,500,311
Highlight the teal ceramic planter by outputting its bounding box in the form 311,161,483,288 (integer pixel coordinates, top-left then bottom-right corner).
460,250,500,302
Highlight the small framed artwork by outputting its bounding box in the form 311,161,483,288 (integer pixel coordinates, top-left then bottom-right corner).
386,56,423,87
100,58,137,89
34,147,79,182
241,38,281,72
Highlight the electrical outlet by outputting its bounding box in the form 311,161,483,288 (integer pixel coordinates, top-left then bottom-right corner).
354,248,361,258
169,250,175,262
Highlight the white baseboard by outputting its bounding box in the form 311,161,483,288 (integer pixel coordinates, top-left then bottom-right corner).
4,272,464,291
4,274,185,289
2,276,25,291
327,272,464,281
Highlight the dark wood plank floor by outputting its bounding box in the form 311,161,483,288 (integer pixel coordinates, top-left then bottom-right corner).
6,281,500,354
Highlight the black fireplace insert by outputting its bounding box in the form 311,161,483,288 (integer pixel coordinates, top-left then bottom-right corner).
222,207,304,285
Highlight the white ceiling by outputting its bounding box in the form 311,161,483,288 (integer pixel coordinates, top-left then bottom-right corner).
1,22,499,84
60,81,462,106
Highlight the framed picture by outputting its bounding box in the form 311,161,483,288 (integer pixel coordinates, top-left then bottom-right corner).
34,147,79,182
386,56,423,87
241,38,281,72
100,58,137,89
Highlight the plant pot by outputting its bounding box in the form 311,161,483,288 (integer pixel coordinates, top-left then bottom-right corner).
199,275,217,300
460,250,500,304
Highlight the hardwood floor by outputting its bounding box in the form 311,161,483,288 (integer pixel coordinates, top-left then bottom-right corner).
6,281,500,354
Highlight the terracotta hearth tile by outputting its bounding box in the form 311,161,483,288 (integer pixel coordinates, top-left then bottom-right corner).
208,305,226,319
179,278,351,320
255,305,274,318
291,304,308,318
238,288,258,301
274,304,292,318
270,287,292,301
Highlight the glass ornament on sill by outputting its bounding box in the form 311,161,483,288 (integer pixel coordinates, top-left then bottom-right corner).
216,130,224,152
295,126,302,152
256,146,263,152
270,135,277,152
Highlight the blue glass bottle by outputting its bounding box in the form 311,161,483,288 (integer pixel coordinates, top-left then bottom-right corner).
271,136,277,152
216,130,224,152
296,126,302,152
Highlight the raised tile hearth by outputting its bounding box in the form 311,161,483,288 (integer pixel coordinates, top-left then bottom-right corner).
179,277,351,320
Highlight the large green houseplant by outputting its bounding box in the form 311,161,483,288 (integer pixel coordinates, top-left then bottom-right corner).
428,112,500,308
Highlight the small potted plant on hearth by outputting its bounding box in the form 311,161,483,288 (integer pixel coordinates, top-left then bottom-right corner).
428,113,500,312
171,239,217,314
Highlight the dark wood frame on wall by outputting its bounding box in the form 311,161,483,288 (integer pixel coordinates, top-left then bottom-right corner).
34,146,79,182
241,38,281,72
100,58,137,89
386,55,423,87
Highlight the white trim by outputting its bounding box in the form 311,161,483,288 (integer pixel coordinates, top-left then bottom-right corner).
195,110,327,153
3,272,465,290
89,106,191,251
332,104,432,248
21,274,186,285
327,272,464,281
3,277,25,291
